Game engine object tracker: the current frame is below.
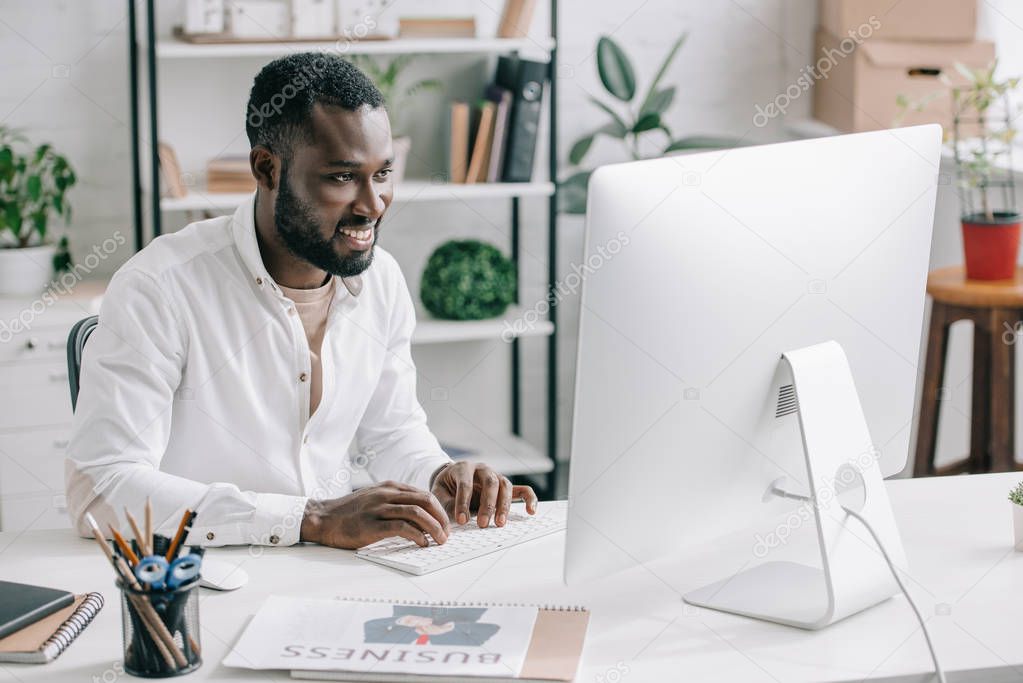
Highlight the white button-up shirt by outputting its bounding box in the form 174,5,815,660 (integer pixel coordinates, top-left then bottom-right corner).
65,194,451,547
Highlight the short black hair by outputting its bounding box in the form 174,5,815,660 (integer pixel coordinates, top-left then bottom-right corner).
245,52,384,158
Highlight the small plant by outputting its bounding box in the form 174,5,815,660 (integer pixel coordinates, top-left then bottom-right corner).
0,125,76,248
420,240,516,321
898,61,1020,222
351,55,442,135
1009,481,1023,506
560,34,742,214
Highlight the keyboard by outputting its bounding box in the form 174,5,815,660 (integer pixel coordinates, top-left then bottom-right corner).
356,502,566,575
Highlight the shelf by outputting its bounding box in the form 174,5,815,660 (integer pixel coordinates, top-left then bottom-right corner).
160,181,555,212
413,308,553,345
156,36,555,60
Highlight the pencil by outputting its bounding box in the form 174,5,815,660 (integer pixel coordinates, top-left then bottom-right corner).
125,508,147,557
109,525,140,566
144,497,152,557
165,509,194,562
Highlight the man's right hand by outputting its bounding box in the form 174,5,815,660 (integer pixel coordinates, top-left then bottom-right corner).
299,480,451,549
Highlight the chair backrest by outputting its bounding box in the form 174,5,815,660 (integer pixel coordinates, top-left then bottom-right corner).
67,315,98,412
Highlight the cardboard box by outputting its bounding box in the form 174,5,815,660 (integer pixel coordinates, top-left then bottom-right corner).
812,29,994,134
820,0,977,42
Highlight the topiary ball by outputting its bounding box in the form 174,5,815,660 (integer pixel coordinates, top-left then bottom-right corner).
420,240,517,320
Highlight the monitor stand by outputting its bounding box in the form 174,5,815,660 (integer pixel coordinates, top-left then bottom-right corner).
683,340,907,630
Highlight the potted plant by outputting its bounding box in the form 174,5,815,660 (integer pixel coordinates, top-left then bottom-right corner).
1008,481,1023,550
0,125,76,295
950,62,1021,280
560,34,744,214
351,55,441,183
900,62,1023,279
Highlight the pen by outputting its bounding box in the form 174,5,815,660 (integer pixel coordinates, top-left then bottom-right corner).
165,510,196,562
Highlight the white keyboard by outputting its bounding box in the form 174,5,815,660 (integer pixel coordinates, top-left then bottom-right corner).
356,502,566,575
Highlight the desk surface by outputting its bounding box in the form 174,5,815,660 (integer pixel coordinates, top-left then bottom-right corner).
1,473,1022,682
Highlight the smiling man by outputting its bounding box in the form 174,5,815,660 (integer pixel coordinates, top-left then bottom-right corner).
65,53,536,550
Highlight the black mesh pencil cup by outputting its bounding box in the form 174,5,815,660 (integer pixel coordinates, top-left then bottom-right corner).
117,578,201,677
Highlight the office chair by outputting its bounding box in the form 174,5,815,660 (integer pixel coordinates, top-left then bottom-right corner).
67,315,98,412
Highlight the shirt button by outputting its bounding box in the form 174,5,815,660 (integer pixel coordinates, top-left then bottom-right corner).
206,531,215,541
269,534,280,545
299,372,308,382
255,277,263,286
303,434,309,444
288,307,296,315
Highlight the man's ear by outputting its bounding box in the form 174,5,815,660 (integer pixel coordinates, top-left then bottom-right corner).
249,146,278,191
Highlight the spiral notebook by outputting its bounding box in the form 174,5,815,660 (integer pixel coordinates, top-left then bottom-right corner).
225,596,588,682
0,593,104,664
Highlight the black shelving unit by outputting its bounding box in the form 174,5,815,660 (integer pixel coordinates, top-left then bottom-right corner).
126,0,562,498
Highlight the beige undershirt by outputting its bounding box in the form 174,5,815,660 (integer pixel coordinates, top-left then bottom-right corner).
279,277,335,415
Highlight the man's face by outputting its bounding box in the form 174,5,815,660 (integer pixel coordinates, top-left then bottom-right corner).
272,103,394,278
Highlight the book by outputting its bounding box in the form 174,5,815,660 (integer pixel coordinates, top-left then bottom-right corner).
448,102,470,184
157,142,188,199
496,0,538,39
0,581,74,640
207,155,257,194
224,596,589,682
465,101,496,184
0,593,104,664
495,56,547,183
485,86,512,184
398,17,476,39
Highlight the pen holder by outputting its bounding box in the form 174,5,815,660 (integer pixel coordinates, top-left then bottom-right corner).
117,579,202,677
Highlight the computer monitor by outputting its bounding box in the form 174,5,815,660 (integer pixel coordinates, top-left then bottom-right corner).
565,125,942,628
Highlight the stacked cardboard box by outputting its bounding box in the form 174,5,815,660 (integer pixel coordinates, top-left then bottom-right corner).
813,0,994,133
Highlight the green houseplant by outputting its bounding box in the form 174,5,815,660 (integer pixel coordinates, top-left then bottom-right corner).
1009,480,1023,550
0,125,76,294
351,55,441,182
561,34,742,214
900,61,1022,280
420,240,516,320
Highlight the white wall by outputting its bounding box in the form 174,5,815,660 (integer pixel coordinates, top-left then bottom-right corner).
13,1,1016,487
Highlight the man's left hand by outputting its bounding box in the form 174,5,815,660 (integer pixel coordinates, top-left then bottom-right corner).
430,462,538,528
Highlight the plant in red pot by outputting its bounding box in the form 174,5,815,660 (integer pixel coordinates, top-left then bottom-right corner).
951,63,1021,281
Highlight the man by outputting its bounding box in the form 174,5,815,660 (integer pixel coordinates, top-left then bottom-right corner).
66,53,537,549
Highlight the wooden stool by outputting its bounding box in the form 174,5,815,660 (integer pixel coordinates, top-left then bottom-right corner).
914,266,1023,476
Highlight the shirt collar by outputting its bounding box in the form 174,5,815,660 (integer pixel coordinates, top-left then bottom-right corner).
230,191,363,299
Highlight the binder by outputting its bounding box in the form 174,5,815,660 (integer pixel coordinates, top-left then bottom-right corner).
495,56,548,183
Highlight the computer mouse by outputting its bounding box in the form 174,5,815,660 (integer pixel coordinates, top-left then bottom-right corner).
199,557,249,591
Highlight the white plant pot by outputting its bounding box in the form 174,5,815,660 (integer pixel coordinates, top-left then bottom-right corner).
391,136,411,184
1013,503,1023,551
0,244,56,296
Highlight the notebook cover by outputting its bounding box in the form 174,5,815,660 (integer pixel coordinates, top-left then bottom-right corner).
0,581,74,641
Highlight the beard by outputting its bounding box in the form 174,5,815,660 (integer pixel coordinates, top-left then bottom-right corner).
273,165,377,278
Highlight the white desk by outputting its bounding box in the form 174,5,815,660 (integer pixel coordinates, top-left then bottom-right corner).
1,473,1022,682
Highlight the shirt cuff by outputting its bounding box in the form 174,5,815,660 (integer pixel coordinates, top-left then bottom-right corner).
188,493,308,547
410,455,454,492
